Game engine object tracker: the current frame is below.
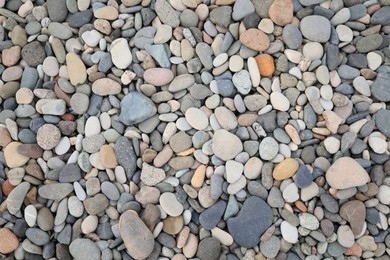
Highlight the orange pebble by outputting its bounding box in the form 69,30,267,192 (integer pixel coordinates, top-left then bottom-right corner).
295,200,307,212
255,54,275,77
61,113,76,121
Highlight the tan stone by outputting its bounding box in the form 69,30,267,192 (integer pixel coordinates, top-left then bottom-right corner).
191,165,206,189
66,53,87,86
100,144,118,169
4,142,30,168
326,157,370,189
273,158,299,180
0,127,12,147
2,46,21,66
163,215,184,235
92,78,121,96
94,6,119,20
268,0,294,26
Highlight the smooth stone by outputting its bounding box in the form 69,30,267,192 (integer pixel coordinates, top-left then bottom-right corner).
199,200,227,230
239,28,270,52
159,192,183,217
212,129,243,161
339,200,366,235
38,183,73,200
281,221,298,243
227,196,272,248
110,38,132,69
300,15,331,42
119,210,155,259
259,137,279,161
325,157,370,189
185,107,209,130
119,92,157,125
69,238,101,260
66,53,87,86
92,78,121,96
372,73,390,102
0,228,19,254
6,182,30,215
143,68,174,86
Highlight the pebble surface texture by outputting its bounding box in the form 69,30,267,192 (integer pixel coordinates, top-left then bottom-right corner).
0,0,390,259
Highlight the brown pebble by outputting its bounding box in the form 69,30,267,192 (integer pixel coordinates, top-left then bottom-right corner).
176,226,190,248
0,127,12,147
141,204,161,232
17,144,43,159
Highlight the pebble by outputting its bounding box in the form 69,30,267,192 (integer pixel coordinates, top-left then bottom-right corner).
160,192,183,217
227,196,272,247
326,157,370,189
69,238,101,260
300,15,331,42
110,38,132,69
240,29,270,52
0,228,19,254
119,92,157,125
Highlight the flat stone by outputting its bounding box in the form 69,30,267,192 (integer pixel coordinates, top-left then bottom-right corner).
69,238,101,260
141,162,165,186
212,129,243,161
325,157,370,189
38,183,73,200
281,221,298,243
0,228,19,254
185,107,209,130
339,200,366,235
119,92,157,125
372,73,390,102
268,0,294,26
240,29,270,52
4,142,30,168
6,182,30,215
259,137,278,161
197,237,221,260
144,68,174,86
66,53,87,86
227,196,272,248
199,200,226,230
92,78,121,96
160,192,183,217
110,38,132,69
300,15,331,42
119,210,155,259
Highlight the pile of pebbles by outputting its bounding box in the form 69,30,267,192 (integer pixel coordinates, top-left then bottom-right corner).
0,0,390,259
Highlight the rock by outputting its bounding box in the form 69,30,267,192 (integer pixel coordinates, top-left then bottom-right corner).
47,0,67,22
210,6,232,28
259,137,279,161
268,0,293,26
325,157,370,189
339,200,366,235
227,196,272,248
299,213,319,230
38,183,73,200
372,73,390,102
232,0,255,21
270,92,289,111
37,124,61,150
21,41,46,67
371,6,390,25
282,24,302,50
197,237,221,260
66,53,87,86
295,164,313,188
260,236,281,258
144,68,174,86
377,185,390,204
199,200,226,230
240,29,270,52
114,137,137,178
255,54,275,77
160,192,183,217
100,144,118,169
300,15,331,42
110,38,132,69
92,78,121,96
69,238,101,260
155,0,180,27
119,92,157,125
184,107,208,131
4,142,30,168
0,228,19,254
119,210,155,259
6,182,30,215
337,225,354,248
212,129,243,160
281,221,298,243
26,228,49,246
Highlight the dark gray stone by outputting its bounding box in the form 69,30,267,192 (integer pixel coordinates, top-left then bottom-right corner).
199,200,226,230
114,137,137,179
197,237,221,260
372,73,390,102
227,196,272,248
295,164,313,188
